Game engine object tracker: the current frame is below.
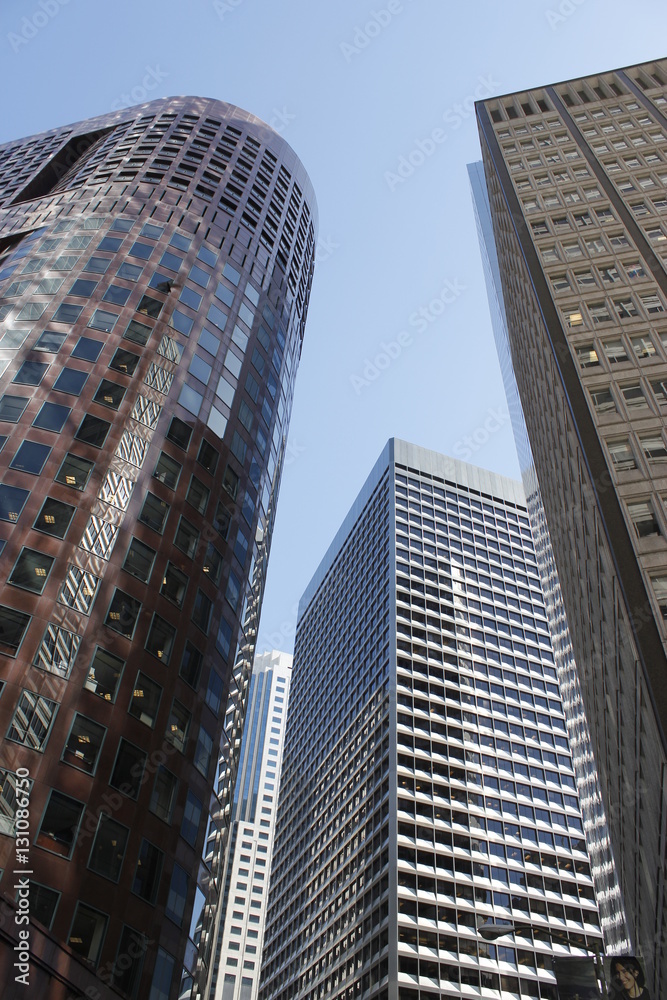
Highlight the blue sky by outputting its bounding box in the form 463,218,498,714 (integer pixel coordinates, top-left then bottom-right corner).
2,0,666,652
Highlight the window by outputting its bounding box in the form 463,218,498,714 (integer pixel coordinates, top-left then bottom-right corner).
651,574,667,620
206,670,224,714
194,725,213,777
75,414,111,448
0,605,31,656
145,615,176,664
67,903,107,965
161,563,188,607
181,791,203,846
33,401,71,432
55,453,94,490
139,492,170,533
640,435,667,463
213,501,231,539
105,589,141,638
607,439,636,471
85,648,124,702
167,417,192,450
29,883,60,930
132,839,163,903
112,925,146,998
110,739,146,798
628,501,659,537
590,387,616,413
71,337,103,362
180,642,203,688
166,700,191,752
198,439,219,474
88,309,118,333
186,476,209,514
124,319,151,345
0,484,30,523
88,814,129,881
7,690,57,749
174,517,199,558
53,367,88,395
0,394,29,421
602,339,628,364
202,544,223,585
129,672,162,726
148,947,174,1000
93,379,126,410
192,590,212,634
52,303,83,324
129,241,153,260
59,565,99,614
10,440,51,475
150,767,178,824
631,335,656,359
12,360,49,385
110,348,140,376
9,548,55,594
33,623,80,678
62,714,106,773
621,384,648,409
123,538,156,582
102,285,131,306
153,452,181,489
166,865,188,926
651,379,667,405
36,789,84,857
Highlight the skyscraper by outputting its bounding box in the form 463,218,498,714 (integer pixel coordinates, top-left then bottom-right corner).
475,58,667,993
260,439,604,1000
210,650,291,1000
0,97,316,1000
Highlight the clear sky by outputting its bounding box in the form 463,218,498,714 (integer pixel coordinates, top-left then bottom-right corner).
2,0,666,653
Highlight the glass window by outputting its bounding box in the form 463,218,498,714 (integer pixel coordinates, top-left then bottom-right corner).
169,309,193,336
192,590,212,634
34,330,67,352
148,948,175,1000
150,767,178,823
129,241,153,260
110,348,140,376
12,360,49,385
123,538,156,582
69,278,98,297
129,672,162,727
202,544,223,585
197,439,219,474
166,700,191,753
71,337,103,362
213,501,231,539
9,547,55,593
199,328,220,356
0,605,31,656
132,839,163,903
180,641,203,688
36,789,84,857
206,670,223,714
85,648,124,702
641,435,667,462
68,902,107,964
10,441,50,475
222,465,239,500
628,500,659,537
166,417,192,450
590,387,616,413
621,384,648,409
75,414,111,449
93,379,125,409
179,286,202,311
112,925,146,998
52,303,83,324
53,367,88,395
0,394,29,421
139,492,170,533
84,256,111,275
29,883,60,930
181,790,203,846
602,339,629,364
33,497,76,538
145,614,176,664
153,452,181,489
62,714,106,773
189,354,212,384
607,439,636,471
55,453,94,490
102,285,131,306
189,264,210,288
105,590,142,639
88,814,129,881
124,319,151,345
194,725,213,776
32,401,71,432
137,295,163,318
58,565,99,614
174,516,199,558
166,864,188,926
161,563,188,608
186,476,209,514
160,251,183,272
0,484,30,523
110,739,146,798
7,689,57,748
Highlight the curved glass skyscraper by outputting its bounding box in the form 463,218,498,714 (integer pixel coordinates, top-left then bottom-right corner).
0,97,316,1000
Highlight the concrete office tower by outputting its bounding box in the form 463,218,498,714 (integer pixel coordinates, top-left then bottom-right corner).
259,439,603,1000
468,161,630,956
475,58,667,992
0,98,316,1000
210,650,291,1000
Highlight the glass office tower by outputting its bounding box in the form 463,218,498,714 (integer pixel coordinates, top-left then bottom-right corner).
260,440,604,1000
210,650,291,1000
0,97,316,1000
475,58,667,993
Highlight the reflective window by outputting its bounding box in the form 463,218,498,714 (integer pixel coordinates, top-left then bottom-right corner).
37,790,84,858
33,497,75,537
88,814,129,882
9,548,55,593
63,714,106,773
53,367,88,395
132,839,163,903
105,590,142,639
32,401,71,432
110,739,146,798
0,484,30,523
10,441,51,475
128,672,162,727
7,689,57,748
84,648,124,702
55,453,94,490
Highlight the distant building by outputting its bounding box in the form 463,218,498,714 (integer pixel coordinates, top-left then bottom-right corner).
475,57,667,992
260,440,604,1000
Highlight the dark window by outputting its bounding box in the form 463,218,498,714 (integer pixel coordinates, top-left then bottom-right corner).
110,219,134,233
13,360,48,385
29,883,60,930
67,903,107,965
102,285,131,306
206,670,223,714
161,564,188,608
222,465,239,499
230,431,247,464
234,528,248,567
197,439,218,474
179,286,202,311
0,484,30,523
105,589,142,639
122,538,156,582
174,516,199,558
153,452,181,489
93,379,125,410
166,865,188,926
141,223,163,239
124,319,151,345
167,417,192,450
202,544,223,585
128,671,162,727
166,700,190,752
62,714,106,773
213,501,231,539
55,453,94,490
53,367,88,394
75,414,111,449
9,548,55,593
0,605,31,655
0,394,29,421
36,790,84,858
110,739,146,798
34,330,66,352
186,476,209,514
245,372,259,401
112,925,146,998
84,256,111,275
180,642,203,688
10,441,51,475
181,791,202,847
71,337,103,362
84,647,124,701
132,839,163,904
139,492,169,533
33,497,75,537
69,278,98,297
109,348,139,376
33,401,71,432
88,309,118,333
192,590,212,634
88,814,129,881
117,261,142,281
149,272,173,293
52,303,83,324
150,768,178,823
137,295,163,318
145,615,176,664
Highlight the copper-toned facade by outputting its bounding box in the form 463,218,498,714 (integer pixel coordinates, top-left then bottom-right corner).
476,59,667,992
0,97,316,1000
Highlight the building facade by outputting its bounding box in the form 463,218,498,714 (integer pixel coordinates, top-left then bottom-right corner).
260,440,604,1000
0,98,316,1000
209,650,291,1000
475,58,667,993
